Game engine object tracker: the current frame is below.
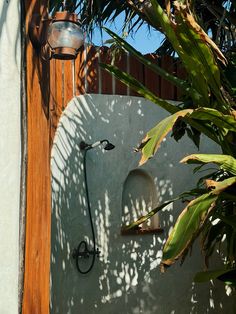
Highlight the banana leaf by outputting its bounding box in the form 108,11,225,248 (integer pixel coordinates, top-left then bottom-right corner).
136,109,193,165
122,198,178,231
161,176,236,268
100,63,179,114
103,27,202,103
181,154,236,175
190,108,236,133
122,188,207,231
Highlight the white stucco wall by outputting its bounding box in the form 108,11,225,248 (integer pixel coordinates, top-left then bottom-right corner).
51,94,236,313
0,1,21,313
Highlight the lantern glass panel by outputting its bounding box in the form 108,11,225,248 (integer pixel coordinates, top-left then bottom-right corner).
47,21,84,50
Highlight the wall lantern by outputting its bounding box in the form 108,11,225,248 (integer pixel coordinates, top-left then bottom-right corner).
29,11,84,60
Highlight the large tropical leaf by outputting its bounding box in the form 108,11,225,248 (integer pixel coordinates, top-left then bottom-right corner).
181,154,236,175
136,110,225,165
122,188,207,231
137,109,193,165
190,108,236,133
103,27,202,103
161,193,218,268
161,176,236,268
175,18,225,107
122,198,178,231
100,63,179,114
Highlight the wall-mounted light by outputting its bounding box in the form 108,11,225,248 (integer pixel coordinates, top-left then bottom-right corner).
29,11,84,60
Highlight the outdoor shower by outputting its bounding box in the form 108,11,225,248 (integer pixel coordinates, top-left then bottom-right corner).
72,139,115,274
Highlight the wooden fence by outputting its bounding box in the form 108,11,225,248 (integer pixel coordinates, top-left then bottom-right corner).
49,45,185,138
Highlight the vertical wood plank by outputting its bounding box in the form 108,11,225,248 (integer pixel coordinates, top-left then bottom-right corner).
49,59,56,144
23,1,51,313
160,55,176,100
144,54,161,97
129,55,144,96
86,45,99,93
75,45,86,95
115,52,128,95
100,46,113,94
50,59,64,140
64,60,74,106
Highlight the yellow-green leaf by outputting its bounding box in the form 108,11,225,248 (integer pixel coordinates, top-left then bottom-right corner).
181,154,236,175
138,109,193,165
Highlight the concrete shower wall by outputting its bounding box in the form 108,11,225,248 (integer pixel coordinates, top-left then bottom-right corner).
51,94,235,314
0,1,21,313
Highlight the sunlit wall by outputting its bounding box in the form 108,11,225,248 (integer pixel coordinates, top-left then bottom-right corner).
51,94,235,314
0,1,21,313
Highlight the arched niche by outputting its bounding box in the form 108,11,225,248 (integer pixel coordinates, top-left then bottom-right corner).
121,169,163,235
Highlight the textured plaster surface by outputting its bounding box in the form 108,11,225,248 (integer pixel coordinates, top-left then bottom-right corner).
51,94,236,314
0,1,21,313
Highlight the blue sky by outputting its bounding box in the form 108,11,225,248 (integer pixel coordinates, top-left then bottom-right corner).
88,14,164,54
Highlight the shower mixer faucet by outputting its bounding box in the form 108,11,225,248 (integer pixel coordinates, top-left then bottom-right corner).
72,241,100,259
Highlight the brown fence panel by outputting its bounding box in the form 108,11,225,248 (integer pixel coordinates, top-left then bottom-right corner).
160,55,176,100
100,47,113,94
86,45,99,94
115,52,128,95
129,54,145,96
64,60,74,106
144,54,161,97
75,46,86,95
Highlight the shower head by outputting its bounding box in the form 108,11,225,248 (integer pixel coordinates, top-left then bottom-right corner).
80,139,115,151
100,139,115,151
103,142,115,151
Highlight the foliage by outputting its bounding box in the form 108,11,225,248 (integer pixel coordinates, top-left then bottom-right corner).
100,0,236,287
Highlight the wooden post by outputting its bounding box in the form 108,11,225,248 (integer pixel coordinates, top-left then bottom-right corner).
22,1,51,313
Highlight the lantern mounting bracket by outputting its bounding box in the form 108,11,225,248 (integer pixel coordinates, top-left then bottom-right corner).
29,13,51,50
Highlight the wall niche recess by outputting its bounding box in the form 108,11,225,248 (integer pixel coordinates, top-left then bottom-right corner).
121,169,164,235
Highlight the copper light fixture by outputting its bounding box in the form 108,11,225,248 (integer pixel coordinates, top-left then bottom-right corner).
30,11,84,60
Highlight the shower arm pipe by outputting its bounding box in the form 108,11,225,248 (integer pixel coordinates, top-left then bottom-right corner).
79,139,115,151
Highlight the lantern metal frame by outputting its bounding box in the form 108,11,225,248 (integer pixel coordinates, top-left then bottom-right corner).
29,11,84,60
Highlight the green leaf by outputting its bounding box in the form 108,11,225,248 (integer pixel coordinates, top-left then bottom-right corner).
122,198,177,231
137,109,193,165
103,27,202,103
100,63,179,115
181,154,236,175
161,176,236,267
162,193,218,267
122,188,206,231
194,268,236,285
148,0,182,54
173,6,229,111
190,108,236,133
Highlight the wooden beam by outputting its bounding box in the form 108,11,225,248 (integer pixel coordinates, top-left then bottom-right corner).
22,1,51,313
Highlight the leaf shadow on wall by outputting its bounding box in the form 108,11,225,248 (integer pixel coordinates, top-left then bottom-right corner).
50,95,234,314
